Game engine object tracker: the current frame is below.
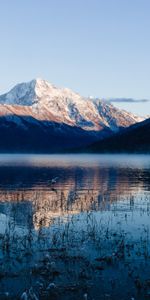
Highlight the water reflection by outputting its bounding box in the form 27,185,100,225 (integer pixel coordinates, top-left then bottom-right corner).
0,156,149,229
0,154,149,300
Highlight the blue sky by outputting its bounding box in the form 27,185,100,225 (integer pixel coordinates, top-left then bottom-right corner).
0,0,150,116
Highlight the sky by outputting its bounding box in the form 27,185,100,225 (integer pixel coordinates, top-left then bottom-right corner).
0,0,150,116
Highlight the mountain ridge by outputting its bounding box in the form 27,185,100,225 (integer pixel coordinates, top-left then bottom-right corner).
0,78,143,131
84,118,150,153
0,78,147,152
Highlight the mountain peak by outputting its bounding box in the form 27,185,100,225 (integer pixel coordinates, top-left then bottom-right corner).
0,78,58,106
32,78,57,97
32,78,53,87
0,79,145,132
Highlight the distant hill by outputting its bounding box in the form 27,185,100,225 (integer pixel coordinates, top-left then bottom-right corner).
85,118,150,153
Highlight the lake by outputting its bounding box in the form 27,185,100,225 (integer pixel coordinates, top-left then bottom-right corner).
0,154,150,300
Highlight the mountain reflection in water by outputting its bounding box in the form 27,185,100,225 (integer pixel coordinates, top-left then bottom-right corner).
0,154,149,300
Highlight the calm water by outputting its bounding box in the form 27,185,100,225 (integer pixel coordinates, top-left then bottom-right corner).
0,154,150,300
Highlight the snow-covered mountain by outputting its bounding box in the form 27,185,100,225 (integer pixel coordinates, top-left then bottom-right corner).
0,78,145,152
0,78,143,132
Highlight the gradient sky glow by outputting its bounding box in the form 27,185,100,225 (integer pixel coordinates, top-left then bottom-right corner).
0,0,150,115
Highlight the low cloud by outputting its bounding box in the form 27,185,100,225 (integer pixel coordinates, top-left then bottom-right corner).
105,98,150,103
